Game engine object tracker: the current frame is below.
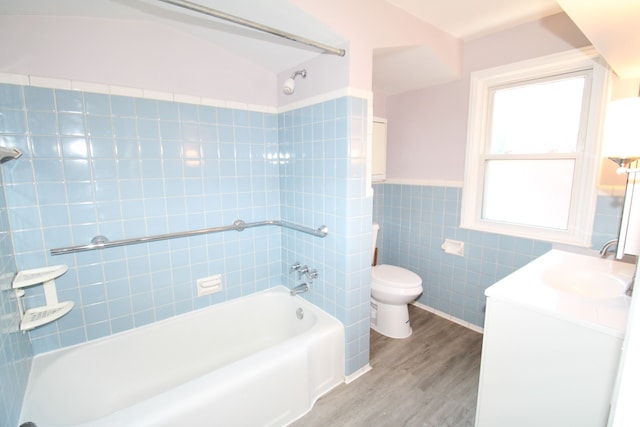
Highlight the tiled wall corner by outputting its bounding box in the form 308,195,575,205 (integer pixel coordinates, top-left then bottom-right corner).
279,96,372,375
0,167,32,427
0,82,372,382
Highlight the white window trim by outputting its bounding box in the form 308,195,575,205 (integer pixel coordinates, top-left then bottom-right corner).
461,47,611,246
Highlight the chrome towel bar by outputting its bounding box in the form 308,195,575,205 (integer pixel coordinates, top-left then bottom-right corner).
50,219,328,256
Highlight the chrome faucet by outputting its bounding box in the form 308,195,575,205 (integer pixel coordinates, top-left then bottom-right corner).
289,262,309,279
599,239,618,257
290,283,309,296
289,262,301,274
306,269,319,282
296,265,309,279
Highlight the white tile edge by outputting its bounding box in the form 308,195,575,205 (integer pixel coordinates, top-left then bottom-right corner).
597,186,626,197
379,178,465,188
29,75,70,90
110,85,144,98
377,178,619,193
0,72,371,114
0,72,29,85
412,301,484,334
278,88,373,113
344,363,372,384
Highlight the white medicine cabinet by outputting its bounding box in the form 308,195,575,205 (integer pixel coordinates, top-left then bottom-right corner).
372,117,387,182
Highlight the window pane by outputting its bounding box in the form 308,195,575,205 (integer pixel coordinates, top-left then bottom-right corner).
489,76,586,154
482,159,575,230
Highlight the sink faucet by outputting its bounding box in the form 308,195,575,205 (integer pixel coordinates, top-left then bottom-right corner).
599,239,618,257
290,283,309,296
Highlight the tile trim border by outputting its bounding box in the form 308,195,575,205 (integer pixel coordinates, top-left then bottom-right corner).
0,72,372,114
382,178,464,188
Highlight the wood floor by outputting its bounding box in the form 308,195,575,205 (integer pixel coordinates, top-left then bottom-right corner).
292,305,483,427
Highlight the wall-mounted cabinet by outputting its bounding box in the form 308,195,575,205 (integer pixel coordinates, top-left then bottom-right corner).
372,117,387,182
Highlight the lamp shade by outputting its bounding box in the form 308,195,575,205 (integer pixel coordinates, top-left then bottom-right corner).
601,97,640,159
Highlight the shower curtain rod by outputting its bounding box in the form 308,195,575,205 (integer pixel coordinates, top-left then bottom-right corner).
157,0,346,57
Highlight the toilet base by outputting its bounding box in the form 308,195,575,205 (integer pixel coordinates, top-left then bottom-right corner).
370,297,412,339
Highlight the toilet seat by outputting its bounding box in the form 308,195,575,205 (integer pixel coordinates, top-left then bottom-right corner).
372,264,422,289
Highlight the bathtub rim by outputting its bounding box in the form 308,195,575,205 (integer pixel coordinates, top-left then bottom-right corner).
21,285,347,426
28,285,341,358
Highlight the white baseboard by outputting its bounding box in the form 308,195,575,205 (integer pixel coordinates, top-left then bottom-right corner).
345,363,372,384
412,302,484,334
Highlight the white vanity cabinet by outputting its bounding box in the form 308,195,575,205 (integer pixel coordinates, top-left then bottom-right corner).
475,250,633,427
475,297,622,427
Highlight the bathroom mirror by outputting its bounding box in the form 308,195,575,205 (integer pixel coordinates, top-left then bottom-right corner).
616,160,640,258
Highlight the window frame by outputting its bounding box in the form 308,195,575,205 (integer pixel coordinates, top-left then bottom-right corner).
460,47,610,246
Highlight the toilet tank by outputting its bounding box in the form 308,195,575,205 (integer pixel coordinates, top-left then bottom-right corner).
372,223,379,264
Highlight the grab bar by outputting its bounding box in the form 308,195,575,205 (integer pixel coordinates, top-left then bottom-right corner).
50,219,328,256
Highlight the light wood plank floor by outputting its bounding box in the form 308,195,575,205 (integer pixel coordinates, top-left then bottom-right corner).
292,305,483,427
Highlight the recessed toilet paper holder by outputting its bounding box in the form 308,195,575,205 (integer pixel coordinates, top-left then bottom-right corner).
12,265,74,332
441,239,465,256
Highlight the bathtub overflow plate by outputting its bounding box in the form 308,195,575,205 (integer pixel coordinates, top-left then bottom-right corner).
296,307,304,320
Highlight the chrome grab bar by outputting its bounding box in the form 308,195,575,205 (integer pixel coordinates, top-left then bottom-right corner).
50,219,328,256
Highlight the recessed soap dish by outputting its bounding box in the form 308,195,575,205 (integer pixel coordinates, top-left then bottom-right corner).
12,264,73,332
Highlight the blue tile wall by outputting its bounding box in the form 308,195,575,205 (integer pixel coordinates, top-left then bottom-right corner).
0,168,32,427
372,183,623,327
0,83,283,354
0,82,371,382
279,97,372,375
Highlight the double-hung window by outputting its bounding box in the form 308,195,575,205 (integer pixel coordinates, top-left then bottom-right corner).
461,48,610,246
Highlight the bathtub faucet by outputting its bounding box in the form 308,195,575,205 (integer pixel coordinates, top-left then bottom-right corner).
290,262,309,279
290,283,309,296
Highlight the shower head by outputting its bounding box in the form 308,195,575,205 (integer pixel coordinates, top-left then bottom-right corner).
283,69,307,95
283,78,295,95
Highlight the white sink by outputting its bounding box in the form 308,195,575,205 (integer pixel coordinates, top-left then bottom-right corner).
485,249,635,334
542,267,628,299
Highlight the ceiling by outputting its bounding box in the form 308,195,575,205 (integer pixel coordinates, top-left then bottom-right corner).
1,0,638,95
372,0,562,94
556,0,640,80
386,0,561,40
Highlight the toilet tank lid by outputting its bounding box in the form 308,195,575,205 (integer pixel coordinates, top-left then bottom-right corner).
373,264,422,288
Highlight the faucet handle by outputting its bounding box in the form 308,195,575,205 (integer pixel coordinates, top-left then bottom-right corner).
297,265,309,279
306,269,319,283
289,262,301,274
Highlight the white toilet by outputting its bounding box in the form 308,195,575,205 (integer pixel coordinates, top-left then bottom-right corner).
370,223,423,339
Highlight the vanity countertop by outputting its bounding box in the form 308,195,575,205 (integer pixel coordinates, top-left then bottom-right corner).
485,249,635,337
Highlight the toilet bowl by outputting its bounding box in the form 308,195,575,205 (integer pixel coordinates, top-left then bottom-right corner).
371,224,423,339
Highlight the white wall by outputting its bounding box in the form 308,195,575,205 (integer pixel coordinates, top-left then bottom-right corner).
385,13,592,183
276,42,351,106
291,0,462,93
0,15,277,106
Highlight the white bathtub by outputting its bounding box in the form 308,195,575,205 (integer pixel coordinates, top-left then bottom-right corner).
20,286,345,427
